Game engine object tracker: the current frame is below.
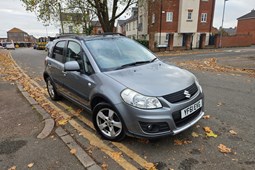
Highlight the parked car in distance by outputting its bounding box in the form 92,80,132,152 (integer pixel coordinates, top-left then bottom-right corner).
3,42,15,50
44,33,204,141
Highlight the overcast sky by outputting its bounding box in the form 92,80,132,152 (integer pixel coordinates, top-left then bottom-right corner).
0,0,254,38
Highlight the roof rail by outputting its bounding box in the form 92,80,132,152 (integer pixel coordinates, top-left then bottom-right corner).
100,32,125,36
56,33,83,39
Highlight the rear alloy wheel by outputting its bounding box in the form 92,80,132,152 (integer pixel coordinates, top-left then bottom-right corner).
93,103,125,141
46,77,60,100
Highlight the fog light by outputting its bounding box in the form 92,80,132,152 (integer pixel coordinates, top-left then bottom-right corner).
147,124,153,130
139,122,170,133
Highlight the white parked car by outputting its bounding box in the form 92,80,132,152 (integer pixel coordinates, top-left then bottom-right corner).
3,41,15,50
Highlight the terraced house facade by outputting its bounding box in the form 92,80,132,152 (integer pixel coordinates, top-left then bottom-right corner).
137,0,216,51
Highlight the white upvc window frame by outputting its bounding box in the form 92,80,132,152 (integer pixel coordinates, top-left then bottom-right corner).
201,13,207,23
166,12,173,22
152,13,155,24
187,11,192,20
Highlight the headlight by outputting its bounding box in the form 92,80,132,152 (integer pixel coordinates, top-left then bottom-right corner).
121,89,162,109
195,77,203,93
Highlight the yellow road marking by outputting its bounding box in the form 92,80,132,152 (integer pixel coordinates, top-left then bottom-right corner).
57,101,153,169
69,119,138,170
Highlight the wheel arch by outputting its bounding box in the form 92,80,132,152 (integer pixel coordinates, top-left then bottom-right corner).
90,94,114,111
43,71,49,82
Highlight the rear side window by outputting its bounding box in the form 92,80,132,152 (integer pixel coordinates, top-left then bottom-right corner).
53,41,65,63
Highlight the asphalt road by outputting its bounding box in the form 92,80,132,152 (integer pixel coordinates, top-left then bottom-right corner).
10,47,255,170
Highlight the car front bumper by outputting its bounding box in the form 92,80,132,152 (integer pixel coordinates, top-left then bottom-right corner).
114,90,204,138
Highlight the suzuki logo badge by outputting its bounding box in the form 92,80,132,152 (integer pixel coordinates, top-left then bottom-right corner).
184,90,191,98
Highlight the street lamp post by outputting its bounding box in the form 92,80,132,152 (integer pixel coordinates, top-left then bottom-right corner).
159,0,163,46
43,24,49,37
219,0,228,48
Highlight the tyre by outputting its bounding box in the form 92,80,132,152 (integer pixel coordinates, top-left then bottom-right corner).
46,77,61,100
93,103,126,141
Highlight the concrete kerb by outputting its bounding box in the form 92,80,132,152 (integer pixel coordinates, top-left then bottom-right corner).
16,81,55,139
8,51,102,170
55,127,102,170
6,49,55,140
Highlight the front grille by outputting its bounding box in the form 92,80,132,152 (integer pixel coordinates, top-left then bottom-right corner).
172,108,201,127
163,83,198,103
139,122,170,133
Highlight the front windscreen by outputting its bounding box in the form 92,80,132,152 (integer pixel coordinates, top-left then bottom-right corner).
85,37,156,71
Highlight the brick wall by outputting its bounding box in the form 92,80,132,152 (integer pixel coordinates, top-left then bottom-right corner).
197,0,215,32
148,0,180,33
237,19,255,44
216,34,252,48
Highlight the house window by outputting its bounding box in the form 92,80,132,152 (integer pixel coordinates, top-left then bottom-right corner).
133,21,136,30
201,13,207,22
140,15,143,24
69,26,73,33
187,11,192,20
166,12,173,22
152,13,155,24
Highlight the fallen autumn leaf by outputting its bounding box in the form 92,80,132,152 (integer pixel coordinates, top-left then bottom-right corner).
206,131,218,138
8,166,16,170
111,152,122,160
203,115,210,119
191,132,199,138
229,130,237,135
101,163,108,170
144,162,156,170
28,163,34,168
203,126,218,138
218,144,231,153
203,126,211,133
70,148,77,155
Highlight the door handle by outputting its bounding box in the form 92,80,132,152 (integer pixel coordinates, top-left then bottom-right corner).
62,71,67,76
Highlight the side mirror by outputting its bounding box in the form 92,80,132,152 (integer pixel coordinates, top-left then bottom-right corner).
64,61,80,72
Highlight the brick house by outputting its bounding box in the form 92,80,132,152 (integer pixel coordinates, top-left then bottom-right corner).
138,0,215,51
7,27,30,42
91,21,104,34
237,9,255,44
116,8,138,39
116,20,126,35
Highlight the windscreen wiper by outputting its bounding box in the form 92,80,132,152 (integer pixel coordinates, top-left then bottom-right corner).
150,58,158,62
116,60,151,70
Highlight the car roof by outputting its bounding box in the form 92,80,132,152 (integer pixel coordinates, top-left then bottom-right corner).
56,33,125,42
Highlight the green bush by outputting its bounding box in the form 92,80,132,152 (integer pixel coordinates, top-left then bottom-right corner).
136,39,149,48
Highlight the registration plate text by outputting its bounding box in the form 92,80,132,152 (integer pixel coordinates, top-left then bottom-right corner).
181,100,202,119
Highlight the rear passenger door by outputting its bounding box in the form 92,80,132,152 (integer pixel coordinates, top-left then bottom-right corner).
61,40,95,107
48,40,66,93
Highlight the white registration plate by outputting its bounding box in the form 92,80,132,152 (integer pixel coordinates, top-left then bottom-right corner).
181,100,202,119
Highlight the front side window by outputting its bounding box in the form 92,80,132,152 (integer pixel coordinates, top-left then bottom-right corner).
66,41,82,62
66,41,93,74
53,41,65,63
85,37,156,72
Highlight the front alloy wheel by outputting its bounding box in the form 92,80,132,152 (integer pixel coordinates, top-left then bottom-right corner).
93,103,125,141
